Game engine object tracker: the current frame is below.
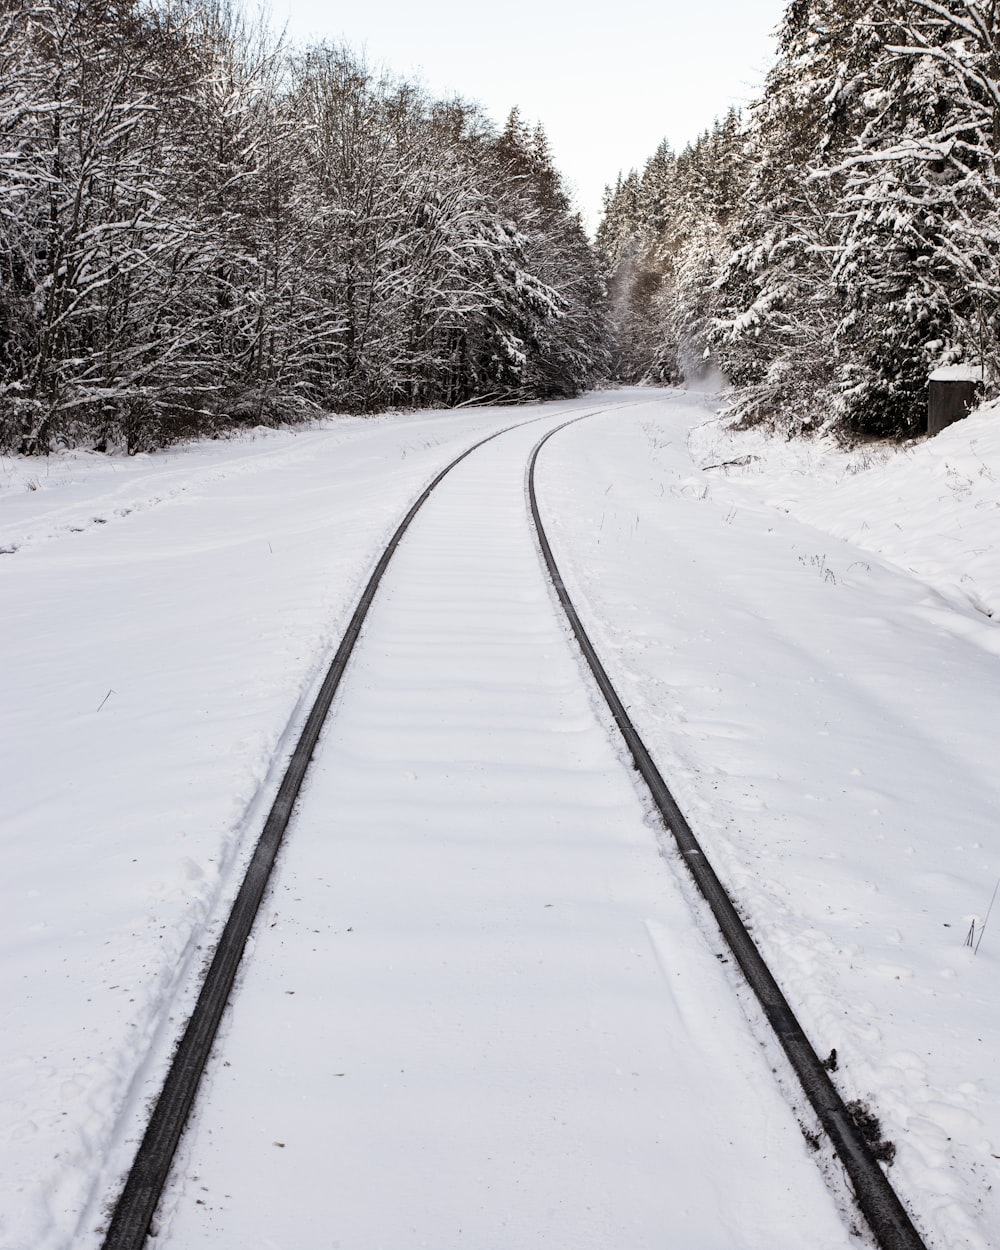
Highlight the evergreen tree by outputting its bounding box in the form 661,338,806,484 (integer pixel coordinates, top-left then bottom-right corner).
712,0,880,432
828,0,1000,433
599,0,1000,440
596,114,744,387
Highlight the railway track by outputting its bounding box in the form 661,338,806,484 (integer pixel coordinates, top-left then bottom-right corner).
100,410,927,1250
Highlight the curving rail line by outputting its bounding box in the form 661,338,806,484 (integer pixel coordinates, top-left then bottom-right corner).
100,409,927,1250
98,417,535,1250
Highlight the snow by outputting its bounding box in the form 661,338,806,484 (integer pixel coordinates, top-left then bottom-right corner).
2,387,999,1249
152,416,849,1249
688,396,1000,624
0,408,546,1250
928,364,984,383
546,392,1000,1250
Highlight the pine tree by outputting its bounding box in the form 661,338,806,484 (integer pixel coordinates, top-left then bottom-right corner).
711,0,881,432
596,114,745,387
828,0,1000,433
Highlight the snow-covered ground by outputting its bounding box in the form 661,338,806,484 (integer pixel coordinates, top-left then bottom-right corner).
2,387,998,1249
541,393,1000,1250
154,414,850,1250
688,397,1000,629
0,405,550,1249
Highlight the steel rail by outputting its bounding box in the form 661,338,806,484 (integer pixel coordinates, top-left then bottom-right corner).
99,416,546,1250
527,419,929,1250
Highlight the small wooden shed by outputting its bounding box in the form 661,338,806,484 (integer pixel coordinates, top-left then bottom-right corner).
927,364,984,436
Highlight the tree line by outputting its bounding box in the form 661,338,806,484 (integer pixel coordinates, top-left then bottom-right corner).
599,0,1000,439
0,0,607,454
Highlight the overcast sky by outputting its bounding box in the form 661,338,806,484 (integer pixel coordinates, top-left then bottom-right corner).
265,0,789,232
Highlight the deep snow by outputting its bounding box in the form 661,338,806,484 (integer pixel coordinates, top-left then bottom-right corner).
1,406,550,1249
542,393,1000,1250
1,387,998,1249
152,413,850,1250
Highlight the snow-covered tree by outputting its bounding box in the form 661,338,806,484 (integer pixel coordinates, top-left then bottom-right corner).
709,0,879,432
1,0,186,449
491,112,608,399
825,0,1000,433
713,0,1000,437
0,5,609,452
596,113,743,386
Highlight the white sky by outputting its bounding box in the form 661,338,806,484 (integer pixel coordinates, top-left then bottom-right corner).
265,1,789,233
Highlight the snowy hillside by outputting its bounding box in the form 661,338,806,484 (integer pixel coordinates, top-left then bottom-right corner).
689,399,1000,630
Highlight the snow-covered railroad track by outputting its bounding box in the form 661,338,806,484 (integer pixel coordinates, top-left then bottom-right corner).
102,413,917,1250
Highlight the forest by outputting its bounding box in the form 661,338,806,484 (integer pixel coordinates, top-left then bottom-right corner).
0,0,606,453
4,0,1000,452
601,0,1000,439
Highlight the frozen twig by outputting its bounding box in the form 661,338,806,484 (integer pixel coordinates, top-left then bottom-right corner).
974,876,1000,954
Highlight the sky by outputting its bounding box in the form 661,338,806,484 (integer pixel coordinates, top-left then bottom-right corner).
265,0,790,232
